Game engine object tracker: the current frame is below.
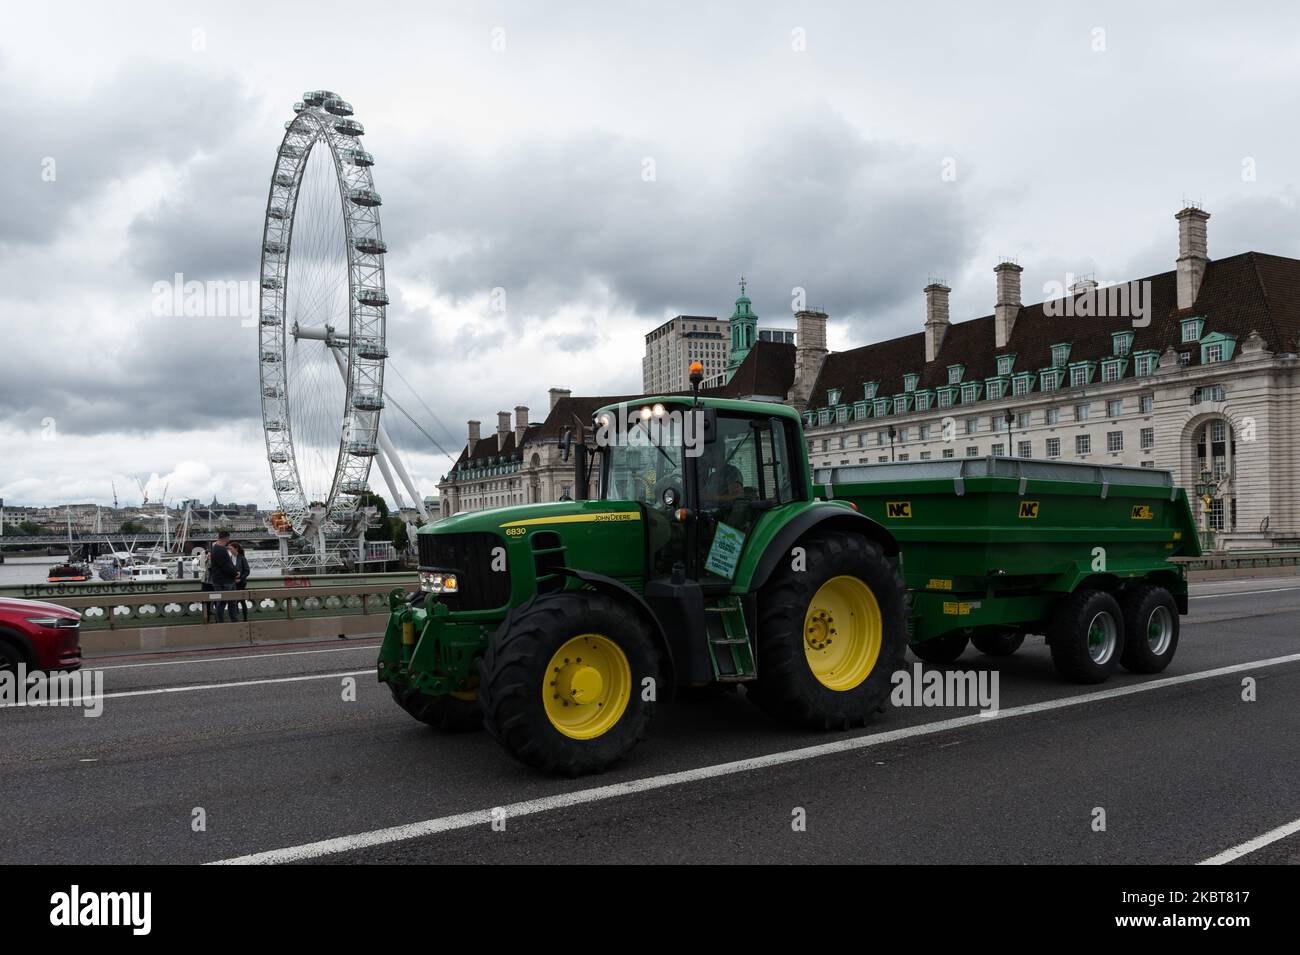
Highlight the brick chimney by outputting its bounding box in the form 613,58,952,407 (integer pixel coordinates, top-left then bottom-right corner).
994,261,1023,349
924,282,951,362
548,387,571,411
496,411,511,451
514,405,529,447
787,308,829,412
1176,206,1210,312
467,419,481,450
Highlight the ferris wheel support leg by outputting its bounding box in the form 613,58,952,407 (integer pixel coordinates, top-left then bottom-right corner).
371,445,407,512
377,425,429,520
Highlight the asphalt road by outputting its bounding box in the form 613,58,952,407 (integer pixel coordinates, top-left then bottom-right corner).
2,576,1298,865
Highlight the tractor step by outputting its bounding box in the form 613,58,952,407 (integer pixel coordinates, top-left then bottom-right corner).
704,596,756,681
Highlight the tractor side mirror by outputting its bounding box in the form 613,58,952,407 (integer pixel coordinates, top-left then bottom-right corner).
559,429,573,463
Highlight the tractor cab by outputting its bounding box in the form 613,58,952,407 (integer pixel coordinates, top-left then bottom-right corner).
582,398,802,589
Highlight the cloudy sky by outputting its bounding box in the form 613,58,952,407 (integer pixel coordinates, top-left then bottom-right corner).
3,0,1299,509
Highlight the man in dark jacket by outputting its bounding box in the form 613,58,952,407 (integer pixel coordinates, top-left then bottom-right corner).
209,532,238,623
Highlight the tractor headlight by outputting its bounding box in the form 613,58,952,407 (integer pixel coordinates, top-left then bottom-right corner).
419,571,460,594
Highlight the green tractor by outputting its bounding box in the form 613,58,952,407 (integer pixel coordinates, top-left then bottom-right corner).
378,389,907,774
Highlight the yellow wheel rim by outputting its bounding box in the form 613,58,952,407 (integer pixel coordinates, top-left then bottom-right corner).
542,633,632,740
803,576,883,691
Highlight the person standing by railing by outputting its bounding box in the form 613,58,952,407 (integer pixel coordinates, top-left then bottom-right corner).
208,531,237,623
230,541,251,622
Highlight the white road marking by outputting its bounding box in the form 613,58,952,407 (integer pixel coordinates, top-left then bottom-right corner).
0,670,373,708
209,651,1300,865
89,643,380,671
1190,586,1300,600
1199,816,1300,865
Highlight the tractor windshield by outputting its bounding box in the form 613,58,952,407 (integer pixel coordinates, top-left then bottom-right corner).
599,431,687,509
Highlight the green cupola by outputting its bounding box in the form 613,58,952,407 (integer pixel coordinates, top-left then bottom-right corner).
725,275,758,383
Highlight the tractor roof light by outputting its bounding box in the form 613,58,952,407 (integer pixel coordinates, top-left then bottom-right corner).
652,403,666,417
640,406,653,421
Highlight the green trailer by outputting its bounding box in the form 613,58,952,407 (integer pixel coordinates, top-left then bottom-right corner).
814,457,1201,682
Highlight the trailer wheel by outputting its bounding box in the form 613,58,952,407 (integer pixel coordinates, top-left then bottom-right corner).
478,592,660,775
910,633,969,663
972,632,1025,657
388,684,483,732
1119,585,1179,674
1049,589,1125,683
750,531,906,730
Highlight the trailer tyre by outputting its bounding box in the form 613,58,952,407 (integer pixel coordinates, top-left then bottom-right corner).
750,531,907,730
478,592,660,776
1119,585,1179,674
972,632,1025,657
910,633,969,664
1049,589,1125,683
388,684,483,733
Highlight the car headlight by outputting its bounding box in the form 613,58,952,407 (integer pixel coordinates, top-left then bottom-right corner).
25,616,79,628
419,571,460,594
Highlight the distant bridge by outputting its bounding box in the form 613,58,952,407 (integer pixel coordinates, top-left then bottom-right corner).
0,531,279,547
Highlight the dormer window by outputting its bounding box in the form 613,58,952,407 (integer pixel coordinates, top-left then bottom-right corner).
874,398,891,417
1134,351,1158,376
1041,368,1063,392
827,388,842,406
863,381,879,400
915,390,933,411
960,382,981,404
986,379,1005,400
947,364,964,384
1012,373,1033,397
1200,332,1236,365
1068,362,1094,388
903,373,919,392
853,400,869,420
996,354,1015,376
1181,317,1205,343
1051,343,1071,367
1112,331,1134,356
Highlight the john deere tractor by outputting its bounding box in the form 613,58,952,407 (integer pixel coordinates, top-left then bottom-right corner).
378,386,906,774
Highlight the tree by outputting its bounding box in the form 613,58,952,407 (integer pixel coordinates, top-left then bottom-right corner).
17,520,46,536
119,520,146,534
356,491,393,542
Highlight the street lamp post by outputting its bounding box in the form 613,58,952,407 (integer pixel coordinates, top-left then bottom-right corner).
1194,468,1216,552
888,424,897,462
1004,408,1016,456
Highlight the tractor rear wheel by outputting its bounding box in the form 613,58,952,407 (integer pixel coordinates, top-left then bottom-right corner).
910,633,969,663
749,531,906,730
972,632,1025,657
388,683,483,733
1049,588,1125,683
478,592,661,775
1119,585,1179,674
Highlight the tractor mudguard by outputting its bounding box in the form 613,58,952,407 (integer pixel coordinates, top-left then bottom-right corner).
746,506,898,594
555,568,678,690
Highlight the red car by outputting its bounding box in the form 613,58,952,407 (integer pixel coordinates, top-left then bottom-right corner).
0,597,82,673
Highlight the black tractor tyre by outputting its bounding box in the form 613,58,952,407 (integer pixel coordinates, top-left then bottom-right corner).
749,531,907,730
478,592,661,776
971,632,1025,657
910,632,970,664
1119,585,1180,674
388,683,484,732
1048,588,1125,684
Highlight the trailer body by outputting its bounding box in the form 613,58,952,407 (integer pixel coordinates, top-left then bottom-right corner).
814,457,1200,645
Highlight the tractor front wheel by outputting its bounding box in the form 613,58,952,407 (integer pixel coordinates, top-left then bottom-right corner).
388,684,483,733
750,531,906,730
478,592,661,775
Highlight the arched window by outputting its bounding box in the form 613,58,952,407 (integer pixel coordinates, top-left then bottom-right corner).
1192,417,1236,531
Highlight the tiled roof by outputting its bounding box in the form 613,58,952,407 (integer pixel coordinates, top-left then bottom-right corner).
809,251,1300,407
718,340,796,399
